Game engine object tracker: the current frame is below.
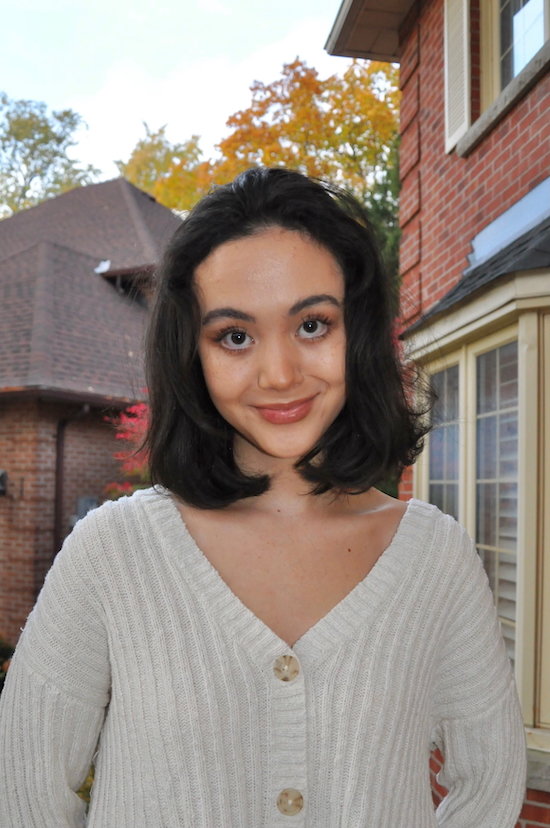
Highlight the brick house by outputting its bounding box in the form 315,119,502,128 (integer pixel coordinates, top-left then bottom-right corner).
327,0,550,822
0,179,180,645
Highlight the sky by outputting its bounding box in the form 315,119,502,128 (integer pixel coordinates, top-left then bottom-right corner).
2,0,350,179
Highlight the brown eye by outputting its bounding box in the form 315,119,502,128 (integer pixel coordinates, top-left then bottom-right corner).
219,329,252,350
303,320,319,334
298,318,331,339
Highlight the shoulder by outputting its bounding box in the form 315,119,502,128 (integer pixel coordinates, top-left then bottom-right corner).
70,485,169,539
403,498,467,545
50,486,174,585
403,498,481,580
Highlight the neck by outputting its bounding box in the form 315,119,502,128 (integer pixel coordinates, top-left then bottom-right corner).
233,436,345,518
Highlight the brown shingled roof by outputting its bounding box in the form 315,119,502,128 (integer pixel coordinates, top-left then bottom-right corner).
0,180,182,404
0,178,181,271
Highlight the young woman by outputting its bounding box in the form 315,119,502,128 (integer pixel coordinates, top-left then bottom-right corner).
0,168,525,826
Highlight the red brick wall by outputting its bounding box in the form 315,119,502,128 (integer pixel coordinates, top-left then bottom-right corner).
0,398,124,645
0,401,43,645
398,0,550,326
61,414,123,542
397,466,414,501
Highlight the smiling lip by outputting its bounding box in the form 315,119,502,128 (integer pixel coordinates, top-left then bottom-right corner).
254,395,317,424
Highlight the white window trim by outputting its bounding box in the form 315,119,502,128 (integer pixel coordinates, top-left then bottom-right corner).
407,271,550,735
539,312,550,727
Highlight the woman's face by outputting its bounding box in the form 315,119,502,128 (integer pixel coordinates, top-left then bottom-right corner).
195,226,347,464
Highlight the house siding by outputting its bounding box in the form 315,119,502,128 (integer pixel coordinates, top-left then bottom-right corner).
397,0,550,819
398,0,550,325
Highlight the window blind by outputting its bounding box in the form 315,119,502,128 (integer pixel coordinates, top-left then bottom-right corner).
476,341,519,666
444,0,471,152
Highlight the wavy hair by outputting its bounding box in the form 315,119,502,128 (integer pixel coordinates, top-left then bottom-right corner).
144,167,429,508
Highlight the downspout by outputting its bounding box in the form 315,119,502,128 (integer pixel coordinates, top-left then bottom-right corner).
53,404,90,557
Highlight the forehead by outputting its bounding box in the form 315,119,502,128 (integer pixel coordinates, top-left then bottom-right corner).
194,227,344,309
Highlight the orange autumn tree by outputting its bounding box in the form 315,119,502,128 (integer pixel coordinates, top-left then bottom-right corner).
215,59,399,198
213,58,401,278
118,58,401,275
115,124,213,214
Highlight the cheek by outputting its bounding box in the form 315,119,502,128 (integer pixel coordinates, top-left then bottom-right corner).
305,334,346,386
199,347,249,406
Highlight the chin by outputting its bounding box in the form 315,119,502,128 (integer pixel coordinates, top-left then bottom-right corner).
245,427,325,462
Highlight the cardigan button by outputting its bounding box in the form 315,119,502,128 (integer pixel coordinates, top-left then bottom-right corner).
277,788,304,815
273,655,300,682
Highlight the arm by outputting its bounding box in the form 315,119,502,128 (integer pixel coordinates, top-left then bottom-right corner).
0,521,111,827
431,524,526,827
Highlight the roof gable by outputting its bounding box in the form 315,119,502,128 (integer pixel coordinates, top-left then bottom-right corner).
0,178,181,272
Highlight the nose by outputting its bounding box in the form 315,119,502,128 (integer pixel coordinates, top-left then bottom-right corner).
257,336,303,391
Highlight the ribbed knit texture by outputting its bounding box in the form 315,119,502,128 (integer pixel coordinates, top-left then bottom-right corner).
0,489,526,827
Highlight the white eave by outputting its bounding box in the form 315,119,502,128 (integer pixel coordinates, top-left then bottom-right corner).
325,0,415,62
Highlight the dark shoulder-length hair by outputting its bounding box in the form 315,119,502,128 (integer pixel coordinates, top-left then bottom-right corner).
144,166,428,508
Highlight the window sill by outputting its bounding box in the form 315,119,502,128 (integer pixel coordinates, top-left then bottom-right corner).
456,39,550,158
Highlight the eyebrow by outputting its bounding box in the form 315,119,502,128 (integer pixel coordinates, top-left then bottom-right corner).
202,294,341,326
288,294,341,316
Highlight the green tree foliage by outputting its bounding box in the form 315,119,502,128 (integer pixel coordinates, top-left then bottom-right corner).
115,123,213,213
366,133,401,293
0,93,100,218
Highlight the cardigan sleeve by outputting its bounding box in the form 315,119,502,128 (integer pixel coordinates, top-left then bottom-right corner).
0,520,111,828
431,523,526,828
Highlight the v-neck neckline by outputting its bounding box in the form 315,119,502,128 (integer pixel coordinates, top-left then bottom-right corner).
139,488,435,669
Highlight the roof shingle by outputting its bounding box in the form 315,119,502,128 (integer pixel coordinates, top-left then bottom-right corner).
404,216,550,335
0,178,181,271
0,179,182,402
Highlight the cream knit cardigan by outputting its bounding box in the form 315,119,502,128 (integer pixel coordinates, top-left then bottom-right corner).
0,488,526,827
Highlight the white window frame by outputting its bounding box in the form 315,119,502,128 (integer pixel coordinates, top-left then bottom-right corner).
539,312,550,727
481,0,550,111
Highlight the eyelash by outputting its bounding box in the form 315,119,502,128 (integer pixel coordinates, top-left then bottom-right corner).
214,314,334,352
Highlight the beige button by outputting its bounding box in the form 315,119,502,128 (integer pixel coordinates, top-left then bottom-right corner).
273,655,300,682
277,788,304,816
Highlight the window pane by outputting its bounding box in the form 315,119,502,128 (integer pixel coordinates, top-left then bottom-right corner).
429,483,445,513
431,371,445,425
476,342,518,665
477,483,497,547
477,415,497,479
500,0,545,88
477,349,497,414
513,0,545,75
479,548,497,594
446,423,459,479
429,426,445,480
446,364,459,420
499,413,518,478
498,482,518,550
500,341,518,408
429,366,460,521
444,484,459,522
